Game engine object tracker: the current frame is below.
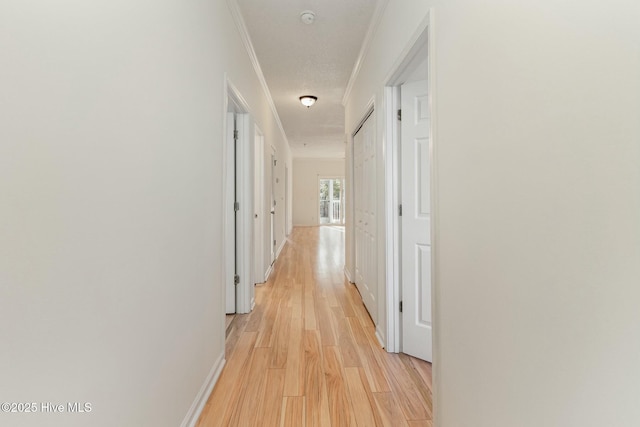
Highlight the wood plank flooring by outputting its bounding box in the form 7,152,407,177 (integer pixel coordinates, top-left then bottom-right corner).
197,226,432,427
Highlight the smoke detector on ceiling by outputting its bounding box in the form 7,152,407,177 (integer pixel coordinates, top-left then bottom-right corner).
300,11,316,25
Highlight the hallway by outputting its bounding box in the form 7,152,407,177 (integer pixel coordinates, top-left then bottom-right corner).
197,227,432,426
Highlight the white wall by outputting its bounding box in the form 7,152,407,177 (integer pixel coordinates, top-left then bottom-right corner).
0,1,291,426
344,1,640,426
293,158,345,226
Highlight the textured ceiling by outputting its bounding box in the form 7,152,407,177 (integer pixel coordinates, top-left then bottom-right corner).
237,0,377,158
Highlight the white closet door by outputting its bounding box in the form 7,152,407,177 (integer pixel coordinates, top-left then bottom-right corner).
354,113,377,323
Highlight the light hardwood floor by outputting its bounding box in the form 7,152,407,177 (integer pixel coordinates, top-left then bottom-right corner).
197,226,432,427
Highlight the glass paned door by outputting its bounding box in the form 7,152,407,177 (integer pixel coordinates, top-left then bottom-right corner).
319,178,345,225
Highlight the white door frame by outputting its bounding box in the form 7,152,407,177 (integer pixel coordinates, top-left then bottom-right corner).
284,164,289,235
254,126,266,286
383,13,434,352
224,110,236,314
223,77,255,314
269,145,277,267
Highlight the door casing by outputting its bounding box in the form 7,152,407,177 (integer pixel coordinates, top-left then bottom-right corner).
269,146,276,266
254,126,266,285
223,77,255,315
383,14,433,353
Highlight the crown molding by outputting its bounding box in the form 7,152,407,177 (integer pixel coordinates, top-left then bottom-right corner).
227,0,290,149
341,0,389,107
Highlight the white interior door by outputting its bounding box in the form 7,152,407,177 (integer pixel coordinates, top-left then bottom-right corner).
270,148,276,265
225,112,236,314
401,79,432,361
285,165,289,235
354,113,377,323
253,129,264,283
354,135,365,306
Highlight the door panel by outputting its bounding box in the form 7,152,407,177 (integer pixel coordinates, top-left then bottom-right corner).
270,148,276,265
253,131,264,283
226,112,236,314
416,244,432,326
401,79,432,361
416,138,431,219
354,113,377,323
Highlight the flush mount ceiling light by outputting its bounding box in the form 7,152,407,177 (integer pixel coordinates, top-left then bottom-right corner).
300,10,316,25
299,95,317,108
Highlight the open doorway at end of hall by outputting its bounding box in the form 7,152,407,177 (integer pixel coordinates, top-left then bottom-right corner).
319,177,345,225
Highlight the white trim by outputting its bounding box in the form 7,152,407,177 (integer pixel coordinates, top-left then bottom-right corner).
223,93,234,314
224,78,255,315
226,78,252,117
264,263,274,282
352,97,376,138
384,85,401,353
342,0,390,106
375,327,386,349
227,0,290,149
427,9,440,386
275,237,286,259
382,13,430,85
344,266,354,284
180,354,225,427
284,164,290,236
382,11,433,354
261,234,284,284
253,126,266,285
236,112,254,314
269,145,277,266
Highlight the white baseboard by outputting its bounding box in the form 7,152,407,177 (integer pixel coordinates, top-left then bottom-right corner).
181,353,226,427
375,327,386,350
260,241,286,284
276,238,286,258
264,264,273,282
344,267,354,283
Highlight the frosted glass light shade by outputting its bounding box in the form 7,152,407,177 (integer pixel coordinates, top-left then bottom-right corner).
299,95,317,107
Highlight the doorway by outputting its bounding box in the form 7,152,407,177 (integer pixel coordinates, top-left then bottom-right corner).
319,177,345,225
224,81,255,315
384,19,433,361
254,127,265,285
399,76,431,361
225,104,239,314
285,164,290,235
269,146,277,266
